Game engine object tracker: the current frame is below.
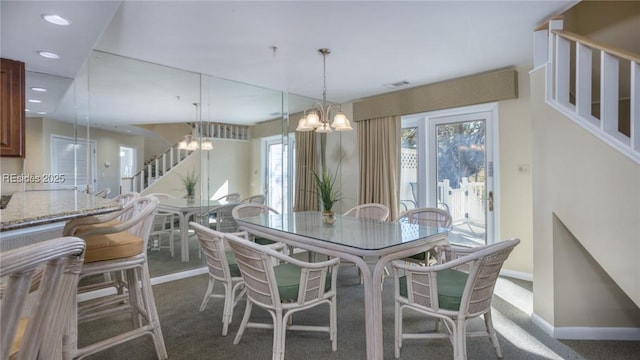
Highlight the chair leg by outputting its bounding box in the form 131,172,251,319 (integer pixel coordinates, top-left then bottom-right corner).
140,262,168,359
199,276,215,312
484,310,503,358
125,268,143,328
275,310,285,360
330,295,337,351
221,281,233,336
233,301,253,345
454,318,466,360
394,303,402,359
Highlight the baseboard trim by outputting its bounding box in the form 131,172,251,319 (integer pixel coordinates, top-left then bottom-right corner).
78,267,208,302
150,267,208,285
500,269,533,282
531,312,640,340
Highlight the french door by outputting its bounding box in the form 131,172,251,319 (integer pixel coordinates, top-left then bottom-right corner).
401,103,497,245
263,134,294,213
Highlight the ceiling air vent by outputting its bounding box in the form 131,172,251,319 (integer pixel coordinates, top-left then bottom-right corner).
383,80,410,89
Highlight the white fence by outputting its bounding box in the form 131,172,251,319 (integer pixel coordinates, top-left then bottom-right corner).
400,149,485,226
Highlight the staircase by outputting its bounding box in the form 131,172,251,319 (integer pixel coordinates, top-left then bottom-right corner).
121,122,251,193
121,142,195,193
534,17,639,164
532,16,640,311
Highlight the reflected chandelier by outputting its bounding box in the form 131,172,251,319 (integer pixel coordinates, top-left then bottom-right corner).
296,48,353,133
178,103,213,151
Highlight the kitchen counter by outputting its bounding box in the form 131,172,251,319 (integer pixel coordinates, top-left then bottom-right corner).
0,190,122,231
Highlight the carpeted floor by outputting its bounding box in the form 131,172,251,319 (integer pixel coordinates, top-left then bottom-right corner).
78,263,640,360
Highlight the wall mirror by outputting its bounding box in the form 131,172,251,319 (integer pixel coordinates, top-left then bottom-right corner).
27,50,320,278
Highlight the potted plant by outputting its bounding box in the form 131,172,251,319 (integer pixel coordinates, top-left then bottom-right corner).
310,166,342,225
179,169,198,201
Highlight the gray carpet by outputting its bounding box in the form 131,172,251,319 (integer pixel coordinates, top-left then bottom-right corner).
79,265,640,359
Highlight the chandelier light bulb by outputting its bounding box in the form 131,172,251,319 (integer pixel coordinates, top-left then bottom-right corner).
305,112,321,128
331,111,353,131
296,117,313,131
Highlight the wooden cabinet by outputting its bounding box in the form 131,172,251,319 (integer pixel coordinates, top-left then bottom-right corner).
1,58,25,157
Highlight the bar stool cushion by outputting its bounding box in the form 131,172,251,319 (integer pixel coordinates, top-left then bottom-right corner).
399,268,468,310
83,232,144,263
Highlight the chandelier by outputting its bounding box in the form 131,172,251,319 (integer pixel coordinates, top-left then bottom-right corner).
296,48,353,133
178,103,213,151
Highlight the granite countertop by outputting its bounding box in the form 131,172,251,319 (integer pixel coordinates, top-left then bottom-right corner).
0,190,122,231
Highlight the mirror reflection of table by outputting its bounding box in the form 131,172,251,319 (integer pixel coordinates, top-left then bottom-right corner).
157,198,235,262
236,211,449,360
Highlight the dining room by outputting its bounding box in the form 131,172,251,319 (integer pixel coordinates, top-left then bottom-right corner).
2,1,640,359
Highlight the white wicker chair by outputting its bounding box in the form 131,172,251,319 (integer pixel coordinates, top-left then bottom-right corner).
64,196,167,359
343,203,390,221
232,203,285,249
232,203,278,218
215,193,241,203
1,236,85,360
190,222,247,336
240,194,266,204
395,207,453,265
225,232,340,360
62,192,139,236
93,187,111,198
147,193,177,256
392,238,520,359
343,203,390,284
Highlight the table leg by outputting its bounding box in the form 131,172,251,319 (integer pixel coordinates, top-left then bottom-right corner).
350,256,380,360
179,213,189,262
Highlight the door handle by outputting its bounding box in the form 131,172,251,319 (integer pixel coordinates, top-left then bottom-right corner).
488,191,494,212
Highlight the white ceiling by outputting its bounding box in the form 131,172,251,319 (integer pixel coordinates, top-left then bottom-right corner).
1,0,577,130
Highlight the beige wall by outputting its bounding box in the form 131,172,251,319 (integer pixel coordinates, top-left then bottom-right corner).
1,117,146,197
497,67,534,275
326,103,358,214
530,66,640,328
143,138,251,200
347,67,534,276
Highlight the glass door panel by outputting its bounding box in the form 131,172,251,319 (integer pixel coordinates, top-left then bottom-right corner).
403,105,496,246
431,111,493,246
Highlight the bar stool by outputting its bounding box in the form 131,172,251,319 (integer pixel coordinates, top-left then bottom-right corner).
63,196,167,359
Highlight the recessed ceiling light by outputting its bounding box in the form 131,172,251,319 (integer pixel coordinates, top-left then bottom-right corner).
31,87,47,92
25,109,30,112
38,51,60,59
42,14,70,26
28,99,42,103
37,112,47,115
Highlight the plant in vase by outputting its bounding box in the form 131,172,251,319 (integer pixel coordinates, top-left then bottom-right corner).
310,166,342,225
179,169,198,201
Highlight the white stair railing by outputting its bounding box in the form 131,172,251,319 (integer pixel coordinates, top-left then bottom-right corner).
121,143,195,193
534,18,640,164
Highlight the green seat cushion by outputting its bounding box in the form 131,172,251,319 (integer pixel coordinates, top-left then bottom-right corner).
225,251,241,277
273,263,331,302
399,269,468,310
254,237,276,245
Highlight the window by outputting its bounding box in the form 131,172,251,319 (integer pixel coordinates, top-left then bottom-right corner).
51,135,97,190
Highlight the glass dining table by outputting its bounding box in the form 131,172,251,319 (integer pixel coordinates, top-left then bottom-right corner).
157,198,234,262
235,211,449,360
